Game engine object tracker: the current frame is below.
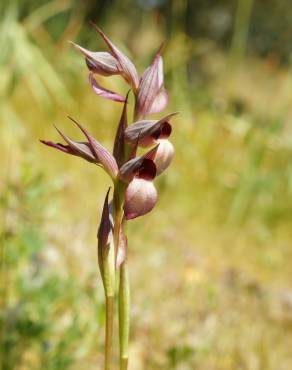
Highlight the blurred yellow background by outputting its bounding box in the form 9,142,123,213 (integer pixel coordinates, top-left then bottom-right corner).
1,1,292,369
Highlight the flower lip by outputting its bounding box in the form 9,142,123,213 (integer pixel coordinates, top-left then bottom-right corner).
137,158,156,180
138,121,171,147
152,121,172,140
118,145,159,183
89,73,126,103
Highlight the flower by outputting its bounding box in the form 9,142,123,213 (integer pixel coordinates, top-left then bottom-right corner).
118,146,159,219
124,112,176,147
40,116,118,179
71,25,139,102
43,28,177,222
72,26,169,118
124,112,177,175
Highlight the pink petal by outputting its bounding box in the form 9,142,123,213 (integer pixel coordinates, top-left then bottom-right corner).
89,73,126,102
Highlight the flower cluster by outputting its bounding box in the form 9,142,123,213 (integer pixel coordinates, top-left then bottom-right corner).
42,25,176,224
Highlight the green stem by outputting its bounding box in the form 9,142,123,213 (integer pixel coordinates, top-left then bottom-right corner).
119,260,130,370
105,295,114,370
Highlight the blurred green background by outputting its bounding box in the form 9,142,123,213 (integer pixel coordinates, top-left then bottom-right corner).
1,0,292,369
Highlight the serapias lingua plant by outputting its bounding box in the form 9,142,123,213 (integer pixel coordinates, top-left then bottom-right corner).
41,25,176,370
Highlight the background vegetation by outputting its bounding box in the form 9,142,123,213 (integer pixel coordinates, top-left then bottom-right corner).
1,1,292,369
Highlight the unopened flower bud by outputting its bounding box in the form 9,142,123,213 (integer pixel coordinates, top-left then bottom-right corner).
154,139,174,175
124,178,158,220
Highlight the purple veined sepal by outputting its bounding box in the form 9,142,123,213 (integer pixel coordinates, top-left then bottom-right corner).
89,73,126,103
124,112,177,147
134,45,168,119
40,117,119,180
90,23,139,91
98,188,115,296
